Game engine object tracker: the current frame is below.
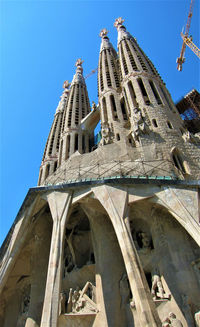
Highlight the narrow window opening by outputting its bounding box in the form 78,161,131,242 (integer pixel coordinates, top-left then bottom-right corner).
75,134,78,151
121,45,128,75
120,97,128,120
149,80,162,105
53,161,57,172
172,149,187,174
167,121,173,129
152,119,158,127
137,78,150,105
102,97,108,122
82,134,85,153
110,95,118,120
116,133,120,141
45,164,50,179
160,85,173,111
65,135,70,160
127,81,137,108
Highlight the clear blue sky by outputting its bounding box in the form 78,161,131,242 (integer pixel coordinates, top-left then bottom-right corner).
0,0,199,246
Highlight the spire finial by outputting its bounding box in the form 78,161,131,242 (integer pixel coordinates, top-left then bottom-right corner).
75,58,84,75
114,17,125,30
99,28,108,38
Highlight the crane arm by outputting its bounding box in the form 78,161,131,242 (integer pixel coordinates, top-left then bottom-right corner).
181,32,200,59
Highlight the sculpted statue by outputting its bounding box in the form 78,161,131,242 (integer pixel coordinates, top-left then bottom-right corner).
92,101,97,111
151,272,165,300
168,312,183,327
66,282,98,314
182,130,196,143
59,292,66,314
162,317,171,327
131,106,150,142
99,122,113,146
138,232,152,255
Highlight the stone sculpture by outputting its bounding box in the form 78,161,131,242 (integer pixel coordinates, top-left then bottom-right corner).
99,122,113,146
168,312,183,327
66,282,97,315
131,106,150,142
151,272,165,300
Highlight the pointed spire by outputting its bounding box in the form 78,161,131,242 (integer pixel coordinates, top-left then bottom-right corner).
114,17,133,44
55,80,70,115
99,28,114,52
71,58,85,85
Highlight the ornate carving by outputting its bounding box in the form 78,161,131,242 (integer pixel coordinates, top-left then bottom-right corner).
92,101,97,111
66,282,97,314
99,122,113,146
99,28,108,38
131,107,150,142
63,80,70,89
151,268,170,301
182,130,196,143
114,17,125,29
75,59,84,68
162,313,183,327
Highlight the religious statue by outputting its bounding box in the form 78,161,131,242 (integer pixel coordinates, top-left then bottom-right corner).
168,312,183,327
131,106,150,142
99,122,113,146
151,271,165,300
92,101,97,111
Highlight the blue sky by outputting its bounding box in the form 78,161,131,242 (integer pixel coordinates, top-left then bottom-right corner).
0,0,199,246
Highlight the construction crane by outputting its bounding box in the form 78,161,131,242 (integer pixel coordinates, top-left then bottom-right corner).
84,67,98,80
176,0,200,71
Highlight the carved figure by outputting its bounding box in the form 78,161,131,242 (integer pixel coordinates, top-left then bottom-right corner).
162,317,171,327
195,311,200,327
182,130,196,143
138,232,152,255
59,292,66,314
92,101,97,111
119,274,130,308
99,122,113,146
151,273,165,300
72,288,80,313
168,312,183,327
131,107,150,142
66,282,98,314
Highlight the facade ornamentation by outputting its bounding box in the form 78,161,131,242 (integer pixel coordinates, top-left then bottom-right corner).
99,122,113,146
131,107,150,142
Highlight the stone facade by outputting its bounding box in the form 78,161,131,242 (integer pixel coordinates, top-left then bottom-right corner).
0,17,200,327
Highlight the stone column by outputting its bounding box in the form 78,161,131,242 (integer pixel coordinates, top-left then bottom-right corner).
40,191,72,327
92,185,161,327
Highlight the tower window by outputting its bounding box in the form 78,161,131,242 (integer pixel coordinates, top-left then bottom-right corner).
116,133,120,141
171,148,187,174
82,134,85,153
53,161,57,172
75,134,78,151
102,97,108,122
120,97,128,120
45,164,50,179
160,85,173,111
120,45,128,75
167,121,173,129
149,80,162,105
65,135,70,160
127,81,137,107
152,119,158,127
110,95,118,120
137,78,150,105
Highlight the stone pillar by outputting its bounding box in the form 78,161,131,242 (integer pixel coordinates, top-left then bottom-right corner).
40,191,72,327
92,185,161,327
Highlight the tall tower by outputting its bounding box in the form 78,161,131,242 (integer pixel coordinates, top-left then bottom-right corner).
0,18,200,327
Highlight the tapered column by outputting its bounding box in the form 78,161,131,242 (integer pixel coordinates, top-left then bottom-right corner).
40,191,72,327
92,185,161,327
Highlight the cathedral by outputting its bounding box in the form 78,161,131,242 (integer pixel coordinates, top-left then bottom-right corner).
0,17,200,327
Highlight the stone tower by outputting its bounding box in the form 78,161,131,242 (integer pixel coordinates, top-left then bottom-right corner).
0,18,200,327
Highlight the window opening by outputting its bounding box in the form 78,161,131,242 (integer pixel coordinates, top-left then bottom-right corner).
127,81,137,107
120,97,128,120
152,119,158,127
149,80,162,105
75,134,78,151
110,95,118,119
137,78,150,105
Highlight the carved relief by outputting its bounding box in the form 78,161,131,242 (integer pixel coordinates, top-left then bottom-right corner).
65,282,97,315
131,106,150,142
151,268,170,301
99,122,113,146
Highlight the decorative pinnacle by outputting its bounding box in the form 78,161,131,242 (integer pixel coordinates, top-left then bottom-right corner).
75,58,84,68
99,28,108,38
63,80,70,89
75,58,84,75
114,17,125,29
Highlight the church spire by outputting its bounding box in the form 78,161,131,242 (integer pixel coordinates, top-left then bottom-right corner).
38,81,70,185
57,59,91,166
